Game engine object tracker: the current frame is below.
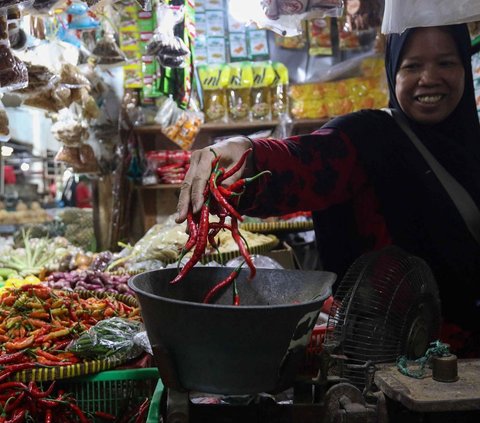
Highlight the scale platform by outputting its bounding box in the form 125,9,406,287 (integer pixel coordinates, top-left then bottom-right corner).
374,359,480,413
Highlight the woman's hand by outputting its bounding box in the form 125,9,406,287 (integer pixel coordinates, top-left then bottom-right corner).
175,136,253,223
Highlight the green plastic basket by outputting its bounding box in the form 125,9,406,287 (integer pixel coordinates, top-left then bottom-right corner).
146,378,165,423
53,368,162,421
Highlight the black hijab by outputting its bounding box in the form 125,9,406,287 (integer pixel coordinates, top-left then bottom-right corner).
385,25,480,176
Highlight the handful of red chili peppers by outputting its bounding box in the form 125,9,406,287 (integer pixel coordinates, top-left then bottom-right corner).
171,148,270,305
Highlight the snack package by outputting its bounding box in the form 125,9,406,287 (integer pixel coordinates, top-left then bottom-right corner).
0,14,28,92
226,62,253,122
338,0,381,51
59,63,90,88
91,31,128,68
198,63,230,123
154,96,203,150
308,18,332,56
146,2,189,68
51,106,89,146
250,61,275,121
256,0,343,36
270,61,289,119
15,62,58,95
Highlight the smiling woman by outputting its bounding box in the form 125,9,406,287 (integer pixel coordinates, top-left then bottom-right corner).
177,23,480,356
395,27,465,124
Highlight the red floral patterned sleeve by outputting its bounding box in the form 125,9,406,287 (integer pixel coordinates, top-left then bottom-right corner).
238,128,358,217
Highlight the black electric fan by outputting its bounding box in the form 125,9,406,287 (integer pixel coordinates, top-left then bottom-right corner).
324,245,442,388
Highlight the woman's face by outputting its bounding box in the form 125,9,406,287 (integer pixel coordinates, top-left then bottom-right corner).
395,27,465,125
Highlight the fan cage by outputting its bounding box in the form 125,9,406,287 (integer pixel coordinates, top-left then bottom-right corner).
325,246,441,388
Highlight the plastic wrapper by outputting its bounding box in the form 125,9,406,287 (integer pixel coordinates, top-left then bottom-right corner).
154,97,203,150
54,145,83,167
198,64,230,123
146,2,189,68
227,254,284,269
59,63,90,88
382,0,480,34
15,62,57,94
31,0,61,14
255,0,343,36
0,36,28,91
0,96,10,141
51,107,89,145
8,22,27,50
91,31,127,68
67,317,144,360
227,62,253,122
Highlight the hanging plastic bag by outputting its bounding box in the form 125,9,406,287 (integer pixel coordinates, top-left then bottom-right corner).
0,95,10,141
0,14,28,92
146,2,189,64
382,0,480,34
245,0,344,36
91,31,128,68
51,106,89,145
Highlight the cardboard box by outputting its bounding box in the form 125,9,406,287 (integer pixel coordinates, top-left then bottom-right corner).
264,241,300,270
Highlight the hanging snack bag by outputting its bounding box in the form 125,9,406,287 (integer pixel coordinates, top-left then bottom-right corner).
91,31,128,68
0,13,28,92
198,63,230,123
308,18,332,56
250,61,275,121
146,2,189,68
0,96,9,141
226,62,253,122
270,61,289,119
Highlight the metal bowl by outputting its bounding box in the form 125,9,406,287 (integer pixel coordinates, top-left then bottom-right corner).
129,267,335,395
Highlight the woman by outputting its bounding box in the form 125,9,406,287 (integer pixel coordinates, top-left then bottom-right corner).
177,24,480,352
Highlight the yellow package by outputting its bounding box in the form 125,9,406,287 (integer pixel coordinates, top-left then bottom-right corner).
251,61,275,121
226,62,253,121
198,64,230,123
270,62,289,119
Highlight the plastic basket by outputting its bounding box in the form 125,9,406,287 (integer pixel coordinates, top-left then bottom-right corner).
52,368,162,420
146,378,165,423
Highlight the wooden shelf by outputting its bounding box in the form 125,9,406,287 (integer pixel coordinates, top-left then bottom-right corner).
133,117,329,134
136,183,182,190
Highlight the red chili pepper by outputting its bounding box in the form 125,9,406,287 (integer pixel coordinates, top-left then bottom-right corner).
5,409,26,423
177,204,199,264
35,349,61,362
135,397,150,423
229,171,272,195
231,218,256,280
1,362,37,374
5,391,25,413
0,382,28,391
203,264,243,304
210,171,244,222
68,402,89,423
0,352,26,365
36,398,62,408
94,411,116,421
170,198,211,284
45,409,53,423
218,148,253,181
28,380,55,399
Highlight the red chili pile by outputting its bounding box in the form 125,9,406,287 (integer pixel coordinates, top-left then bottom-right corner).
0,284,141,381
171,148,270,305
0,379,150,422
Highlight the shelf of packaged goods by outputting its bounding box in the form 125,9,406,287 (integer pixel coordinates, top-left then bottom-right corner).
133,117,329,135
137,183,182,190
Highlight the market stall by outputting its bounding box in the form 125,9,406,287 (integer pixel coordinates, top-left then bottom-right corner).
0,0,480,422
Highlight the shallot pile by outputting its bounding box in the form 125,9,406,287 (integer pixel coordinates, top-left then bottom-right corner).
45,270,134,296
